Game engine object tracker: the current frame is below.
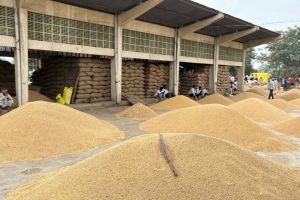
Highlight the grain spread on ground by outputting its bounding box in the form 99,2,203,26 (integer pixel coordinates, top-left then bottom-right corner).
229,98,291,124
0,101,124,163
116,103,157,120
229,92,267,102
198,94,233,106
150,95,199,111
6,134,300,200
271,117,300,137
268,99,299,111
277,89,300,101
290,98,300,107
140,105,295,152
247,87,268,97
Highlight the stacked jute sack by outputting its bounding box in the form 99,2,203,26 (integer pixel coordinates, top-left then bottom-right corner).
179,65,209,95
32,58,111,103
0,60,15,95
217,65,230,94
122,61,145,98
76,59,111,103
144,63,169,98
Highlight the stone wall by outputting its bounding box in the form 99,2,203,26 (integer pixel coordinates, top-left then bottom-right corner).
0,60,15,96
32,57,111,103
179,64,210,95
217,65,230,94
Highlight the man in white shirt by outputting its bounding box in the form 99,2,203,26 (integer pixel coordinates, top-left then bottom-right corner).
268,78,275,100
0,89,14,115
202,88,208,98
195,86,202,99
188,86,197,99
154,87,165,100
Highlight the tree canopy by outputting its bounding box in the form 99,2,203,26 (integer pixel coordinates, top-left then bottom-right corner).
259,26,300,78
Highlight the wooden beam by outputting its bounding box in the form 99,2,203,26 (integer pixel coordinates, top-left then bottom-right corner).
243,34,283,49
119,0,164,27
217,26,259,45
179,13,224,37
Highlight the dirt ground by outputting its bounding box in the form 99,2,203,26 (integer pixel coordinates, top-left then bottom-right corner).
0,106,300,200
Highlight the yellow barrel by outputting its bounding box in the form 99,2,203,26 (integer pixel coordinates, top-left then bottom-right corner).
63,87,73,105
56,94,65,105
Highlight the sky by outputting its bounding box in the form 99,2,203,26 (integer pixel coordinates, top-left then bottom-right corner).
195,0,300,69
195,0,300,31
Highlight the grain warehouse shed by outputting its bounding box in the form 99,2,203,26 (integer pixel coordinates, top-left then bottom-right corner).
0,0,282,106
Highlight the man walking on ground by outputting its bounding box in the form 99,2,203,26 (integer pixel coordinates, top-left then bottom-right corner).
268,78,275,100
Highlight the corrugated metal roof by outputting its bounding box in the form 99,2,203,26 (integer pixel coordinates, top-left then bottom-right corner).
53,0,281,44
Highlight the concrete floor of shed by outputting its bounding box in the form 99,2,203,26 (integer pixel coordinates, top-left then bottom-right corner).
0,106,300,200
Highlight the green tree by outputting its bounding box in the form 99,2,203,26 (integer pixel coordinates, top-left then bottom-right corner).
263,26,300,78
245,48,257,75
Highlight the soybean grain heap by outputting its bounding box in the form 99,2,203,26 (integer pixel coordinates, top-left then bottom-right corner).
0,101,124,163
6,134,300,200
140,105,295,152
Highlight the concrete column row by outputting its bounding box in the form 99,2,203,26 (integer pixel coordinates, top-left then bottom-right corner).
13,6,246,106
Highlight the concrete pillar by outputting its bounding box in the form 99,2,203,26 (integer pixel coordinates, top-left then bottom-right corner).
237,50,246,91
14,0,28,106
111,14,122,103
212,39,219,93
169,29,180,95
208,65,214,92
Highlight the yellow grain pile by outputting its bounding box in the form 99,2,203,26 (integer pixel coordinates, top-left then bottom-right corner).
277,89,300,101
271,117,300,137
140,105,295,152
229,98,290,124
229,92,267,102
117,103,157,120
268,99,299,111
247,87,268,97
150,95,199,110
0,101,124,163
244,85,250,91
198,94,233,106
290,98,300,107
7,134,300,200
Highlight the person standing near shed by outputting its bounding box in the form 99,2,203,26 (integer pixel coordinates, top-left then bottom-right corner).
268,78,275,100
0,89,14,115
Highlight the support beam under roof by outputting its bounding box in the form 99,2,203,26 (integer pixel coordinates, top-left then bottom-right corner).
20,0,37,8
119,0,165,27
217,26,260,45
243,34,283,49
179,13,224,37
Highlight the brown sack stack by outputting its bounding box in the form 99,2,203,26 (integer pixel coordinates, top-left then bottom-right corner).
144,63,169,98
76,59,111,103
122,61,145,98
179,65,209,95
216,66,230,94
31,58,111,104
